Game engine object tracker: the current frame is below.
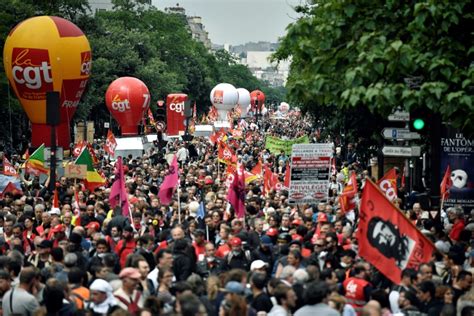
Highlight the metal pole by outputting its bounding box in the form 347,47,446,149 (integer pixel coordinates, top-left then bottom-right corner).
177,182,181,224
49,125,57,193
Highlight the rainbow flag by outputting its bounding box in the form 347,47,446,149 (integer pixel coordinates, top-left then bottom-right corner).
74,148,105,190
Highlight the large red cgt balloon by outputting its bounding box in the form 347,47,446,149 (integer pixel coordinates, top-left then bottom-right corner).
105,77,150,136
250,90,265,111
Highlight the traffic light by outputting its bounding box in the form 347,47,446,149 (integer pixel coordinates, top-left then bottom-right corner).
409,107,429,133
156,100,166,122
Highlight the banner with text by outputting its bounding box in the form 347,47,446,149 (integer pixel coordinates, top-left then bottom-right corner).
289,143,333,204
440,125,474,211
265,135,309,155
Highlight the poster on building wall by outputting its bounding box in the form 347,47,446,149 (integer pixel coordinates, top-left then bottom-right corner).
440,125,474,211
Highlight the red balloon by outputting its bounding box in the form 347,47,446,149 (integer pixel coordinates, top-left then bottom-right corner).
105,77,150,136
250,90,265,110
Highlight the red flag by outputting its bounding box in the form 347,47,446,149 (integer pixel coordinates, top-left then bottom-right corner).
158,155,179,205
440,165,452,200
148,108,156,127
218,141,236,165
2,182,23,196
3,157,18,177
51,189,60,214
339,172,358,212
284,162,291,188
72,140,86,157
357,180,435,284
227,164,246,218
263,165,280,194
377,168,398,201
109,157,131,217
104,130,117,157
231,129,243,139
251,160,263,177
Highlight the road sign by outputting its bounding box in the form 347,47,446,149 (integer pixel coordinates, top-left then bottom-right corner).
156,121,166,132
382,146,421,157
388,111,410,122
64,164,87,179
382,128,421,140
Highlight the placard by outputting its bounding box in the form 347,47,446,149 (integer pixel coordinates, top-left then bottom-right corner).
289,143,333,204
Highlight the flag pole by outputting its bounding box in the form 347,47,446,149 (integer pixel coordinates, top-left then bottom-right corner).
206,224,209,241
177,182,181,224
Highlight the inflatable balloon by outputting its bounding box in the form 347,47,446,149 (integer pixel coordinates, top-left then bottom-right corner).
279,102,290,113
166,93,187,136
210,83,238,121
3,16,91,148
105,77,150,136
236,88,251,118
250,90,265,112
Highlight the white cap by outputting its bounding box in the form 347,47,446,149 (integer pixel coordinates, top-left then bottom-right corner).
48,208,61,216
250,260,268,271
90,279,113,294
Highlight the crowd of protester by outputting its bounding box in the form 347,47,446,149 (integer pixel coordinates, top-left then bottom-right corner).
0,114,472,316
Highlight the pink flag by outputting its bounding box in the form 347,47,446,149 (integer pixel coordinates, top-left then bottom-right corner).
158,155,179,205
227,164,246,218
109,157,130,217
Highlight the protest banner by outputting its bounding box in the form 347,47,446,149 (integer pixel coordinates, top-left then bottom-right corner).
289,143,333,204
265,135,309,155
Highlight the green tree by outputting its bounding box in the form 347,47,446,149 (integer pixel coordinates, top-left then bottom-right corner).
274,0,474,135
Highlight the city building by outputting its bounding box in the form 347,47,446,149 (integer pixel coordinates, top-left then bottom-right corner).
242,51,290,87
88,0,151,14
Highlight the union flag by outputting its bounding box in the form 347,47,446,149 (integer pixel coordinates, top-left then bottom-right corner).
357,180,435,284
376,168,398,201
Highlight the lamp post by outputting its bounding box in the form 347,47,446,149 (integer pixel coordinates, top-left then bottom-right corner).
255,91,261,125
182,101,194,142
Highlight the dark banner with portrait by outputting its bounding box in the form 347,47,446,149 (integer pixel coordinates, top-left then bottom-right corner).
440,125,474,211
357,180,435,284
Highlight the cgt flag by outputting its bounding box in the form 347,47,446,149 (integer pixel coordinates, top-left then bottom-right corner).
377,168,398,202
339,172,358,212
104,130,117,157
357,180,435,284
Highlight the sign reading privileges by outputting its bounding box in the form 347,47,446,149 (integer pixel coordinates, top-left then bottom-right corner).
265,135,309,155
289,143,333,204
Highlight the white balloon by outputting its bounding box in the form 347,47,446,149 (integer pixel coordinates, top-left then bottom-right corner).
210,83,239,121
236,88,250,117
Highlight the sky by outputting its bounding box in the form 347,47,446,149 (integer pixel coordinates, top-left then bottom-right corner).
153,0,303,45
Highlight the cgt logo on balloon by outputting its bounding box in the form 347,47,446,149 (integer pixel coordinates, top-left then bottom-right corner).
11,48,53,95
80,51,92,76
111,95,130,112
169,102,184,113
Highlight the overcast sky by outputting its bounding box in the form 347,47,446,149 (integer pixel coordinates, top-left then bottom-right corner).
152,0,303,45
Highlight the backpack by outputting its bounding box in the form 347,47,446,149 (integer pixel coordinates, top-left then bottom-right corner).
115,291,141,315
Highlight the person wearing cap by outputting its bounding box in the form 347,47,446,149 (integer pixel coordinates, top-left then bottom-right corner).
223,237,252,271
85,221,101,238
27,239,53,269
251,235,275,271
115,225,136,268
50,224,67,248
114,267,145,313
87,278,118,315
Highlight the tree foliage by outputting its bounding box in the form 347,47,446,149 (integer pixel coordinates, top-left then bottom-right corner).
274,0,473,135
